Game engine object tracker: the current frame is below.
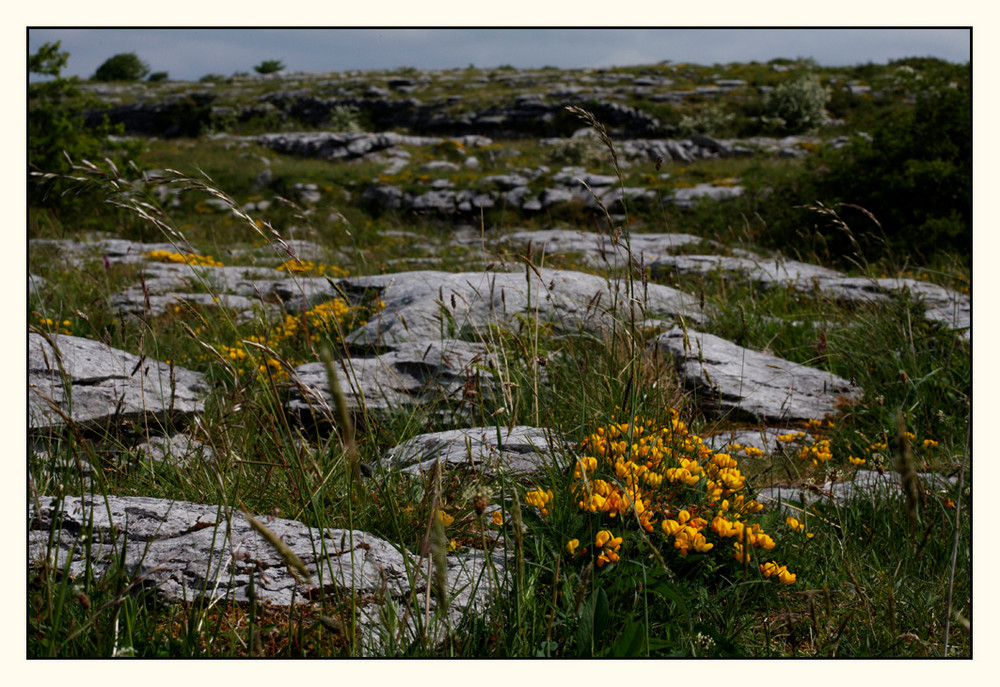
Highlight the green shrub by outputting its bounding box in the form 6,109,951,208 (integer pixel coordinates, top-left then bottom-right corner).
811,84,969,266
147,71,169,82
254,59,285,75
329,104,363,132
28,42,139,217
762,74,830,133
678,104,737,137
92,52,150,82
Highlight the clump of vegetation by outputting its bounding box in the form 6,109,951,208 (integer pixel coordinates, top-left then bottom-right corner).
762,74,831,133
678,103,737,137
93,51,150,82
28,42,139,221
525,411,796,586
254,59,285,75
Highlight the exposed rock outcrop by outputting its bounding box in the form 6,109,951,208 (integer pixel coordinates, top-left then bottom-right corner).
29,333,208,432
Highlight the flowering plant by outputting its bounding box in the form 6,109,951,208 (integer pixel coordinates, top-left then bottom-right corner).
526,410,797,585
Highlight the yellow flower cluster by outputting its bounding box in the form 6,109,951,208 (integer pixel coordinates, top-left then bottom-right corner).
759,561,796,585
595,530,622,567
776,431,807,444
525,489,554,517
546,411,794,582
661,510,713,556
726,442,765,458
145,250,223,267
436,509,455,527
785,516,814,538
797,438,833,466
275,259,350,277
35,315,72,335
209,298,377,379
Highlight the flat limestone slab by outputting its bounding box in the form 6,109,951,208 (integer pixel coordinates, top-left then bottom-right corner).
383,426,567,476
29,494,505,653
504,229,707,269
757,469,958,511
654,327,860,422
339,267,708,347
29,333,208,432
287,339,497,418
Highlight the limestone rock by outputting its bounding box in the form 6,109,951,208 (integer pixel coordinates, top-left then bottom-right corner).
29,494,506,652
383,426,566,477
654,327,860,422
757,469,958,511
340,267,707,347
134,433,213,466
665,183,744,208
651,253,842,285
505,229,707,270
29,333,208,432
287,339,497,419
650,255,968,337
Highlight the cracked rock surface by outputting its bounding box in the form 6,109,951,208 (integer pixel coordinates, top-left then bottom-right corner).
654,326,860,422
382,426,567,476
29,494,507,652
29,333,208,431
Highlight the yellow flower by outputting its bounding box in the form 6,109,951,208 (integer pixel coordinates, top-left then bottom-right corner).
760,560,797,585
566,539,580,556
491,511,504,526
436,510,454,527
595,530,622,567
662,519,683,536
526,488,554,516
848,455,866,466
595,530,620,550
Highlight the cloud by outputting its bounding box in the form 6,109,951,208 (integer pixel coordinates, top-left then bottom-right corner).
28,28,970,82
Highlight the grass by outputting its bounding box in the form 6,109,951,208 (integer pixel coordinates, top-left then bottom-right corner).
28,69,970,657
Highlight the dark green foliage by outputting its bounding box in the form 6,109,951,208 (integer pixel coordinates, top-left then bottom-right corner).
92,52,150,82
28,42,139,217
254,59,285,75
763,81,970,268
147,71,169,82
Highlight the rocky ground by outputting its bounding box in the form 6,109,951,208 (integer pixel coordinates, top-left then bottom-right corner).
28,61,970,651
28,229,966,647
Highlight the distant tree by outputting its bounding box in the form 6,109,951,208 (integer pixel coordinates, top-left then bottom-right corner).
254,59,285,75
93,52,150,82
147,71,169,82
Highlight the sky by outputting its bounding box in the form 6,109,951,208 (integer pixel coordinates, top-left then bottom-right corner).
27,28,971,82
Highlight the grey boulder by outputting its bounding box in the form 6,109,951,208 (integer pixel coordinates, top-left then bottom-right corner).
654,326,860,422
340,267,708,347
287,339,496,418
29,494,505,653
383,426,566,477
29,333,208,431
757,469,958,511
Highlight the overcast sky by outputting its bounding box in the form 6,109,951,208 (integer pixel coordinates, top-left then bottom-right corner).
27,28,970,82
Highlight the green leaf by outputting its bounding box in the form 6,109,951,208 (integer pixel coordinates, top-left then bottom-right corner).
610,620,646,657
